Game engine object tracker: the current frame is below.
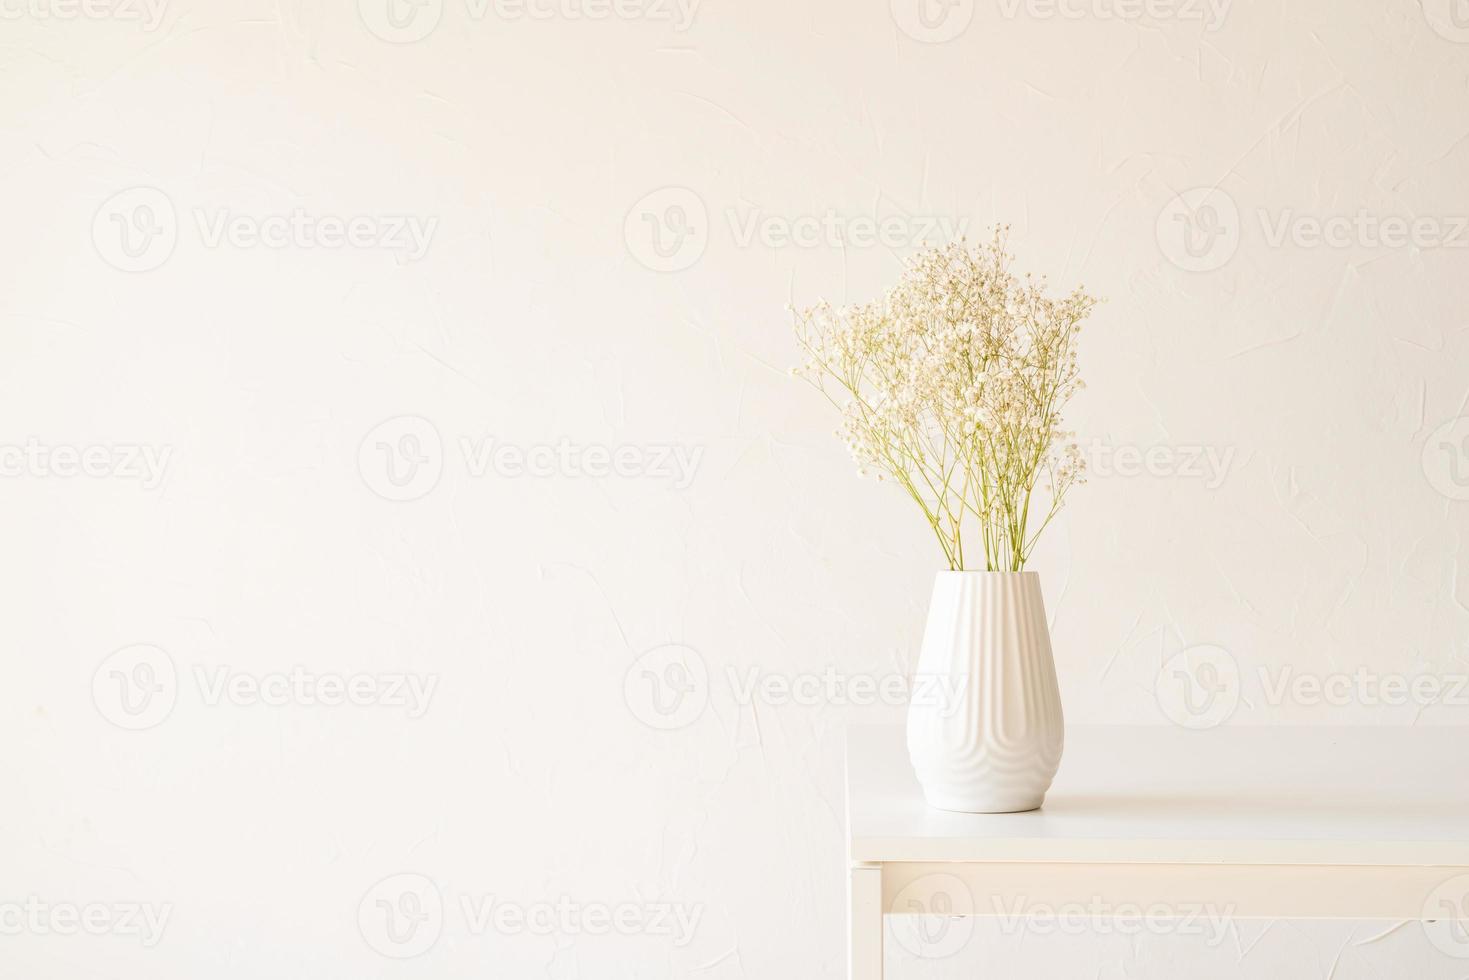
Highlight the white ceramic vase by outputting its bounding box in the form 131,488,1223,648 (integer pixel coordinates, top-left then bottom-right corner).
906,571,1064,813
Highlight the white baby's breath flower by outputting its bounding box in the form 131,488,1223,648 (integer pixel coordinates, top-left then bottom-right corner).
790,227,1097,571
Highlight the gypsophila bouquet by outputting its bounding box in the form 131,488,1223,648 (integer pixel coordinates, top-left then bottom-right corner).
792,228,1096,572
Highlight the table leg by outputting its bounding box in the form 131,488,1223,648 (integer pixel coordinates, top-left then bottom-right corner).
850,863,882,980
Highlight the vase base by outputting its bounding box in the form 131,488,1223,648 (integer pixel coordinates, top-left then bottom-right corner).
920,789,1045,814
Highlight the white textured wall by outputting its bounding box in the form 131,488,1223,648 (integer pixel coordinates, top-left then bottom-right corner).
2,0,1468,976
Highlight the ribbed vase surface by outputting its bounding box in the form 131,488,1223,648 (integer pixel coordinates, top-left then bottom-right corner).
906,571,1064,813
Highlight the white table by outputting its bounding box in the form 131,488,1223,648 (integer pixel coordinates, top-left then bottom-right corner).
846,725,1469,979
